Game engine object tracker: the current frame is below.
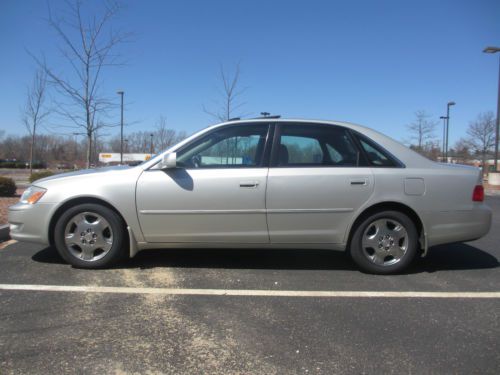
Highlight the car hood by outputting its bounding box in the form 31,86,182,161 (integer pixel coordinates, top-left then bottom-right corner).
33,165,133,186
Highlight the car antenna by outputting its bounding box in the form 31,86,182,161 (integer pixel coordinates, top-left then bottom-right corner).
256,112,281,119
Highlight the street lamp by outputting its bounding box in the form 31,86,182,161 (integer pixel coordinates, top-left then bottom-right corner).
483,46,500,172
117,90,124,164
445,101,456,161
439,116,448,160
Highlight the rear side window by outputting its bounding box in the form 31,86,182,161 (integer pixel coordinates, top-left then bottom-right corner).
276,124,359,167
357,135,399,167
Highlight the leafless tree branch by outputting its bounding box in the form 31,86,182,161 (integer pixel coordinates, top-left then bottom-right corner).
465,111,496,170
203,62,247,122
21,69,51,173
32,0,128,167
406,110,438,150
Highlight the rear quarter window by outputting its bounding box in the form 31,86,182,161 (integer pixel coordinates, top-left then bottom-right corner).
355,134,402,167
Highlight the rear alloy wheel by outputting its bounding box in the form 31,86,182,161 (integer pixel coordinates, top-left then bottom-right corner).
350,210,418,274
54,203,126,268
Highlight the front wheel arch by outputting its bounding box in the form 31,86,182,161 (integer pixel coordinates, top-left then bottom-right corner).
346,201,425,255
48,197,129,250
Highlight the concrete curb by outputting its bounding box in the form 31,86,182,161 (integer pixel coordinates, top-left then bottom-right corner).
485,189,500,196
0,224,10,242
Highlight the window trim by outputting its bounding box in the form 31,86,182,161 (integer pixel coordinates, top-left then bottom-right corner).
172,122,274,170
270,122,365,168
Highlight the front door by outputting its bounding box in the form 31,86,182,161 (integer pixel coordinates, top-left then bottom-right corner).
136,123,271,243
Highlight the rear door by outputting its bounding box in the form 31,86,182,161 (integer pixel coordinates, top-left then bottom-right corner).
266,123,374,244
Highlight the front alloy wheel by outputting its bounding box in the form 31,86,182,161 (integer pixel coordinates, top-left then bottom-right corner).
54,203,126,268
64,212,114,262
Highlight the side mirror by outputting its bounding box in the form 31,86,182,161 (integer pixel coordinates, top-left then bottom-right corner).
160,152,177,169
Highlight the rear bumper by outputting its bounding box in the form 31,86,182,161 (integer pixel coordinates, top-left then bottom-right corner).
425,204,492,247
8,202,56,245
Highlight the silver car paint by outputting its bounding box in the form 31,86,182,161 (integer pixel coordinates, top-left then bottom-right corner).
136,168,269,243
266,167,374,244
8,119,492,257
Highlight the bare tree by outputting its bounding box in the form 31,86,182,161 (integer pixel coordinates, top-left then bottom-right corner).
465,111,496,170
453,138,472,164
155,115,177,151
33,0,128,168
108,127,187,154
406,110,438,151
204,63,246,122
21,69,50,174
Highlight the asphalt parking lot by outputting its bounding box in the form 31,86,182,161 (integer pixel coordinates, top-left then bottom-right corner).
1,197,499,374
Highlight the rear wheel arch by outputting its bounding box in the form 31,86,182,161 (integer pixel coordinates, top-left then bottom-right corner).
347,201,426,254
48,197,129,248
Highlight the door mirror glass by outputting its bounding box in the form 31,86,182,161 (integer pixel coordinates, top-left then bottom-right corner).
160,152,177,169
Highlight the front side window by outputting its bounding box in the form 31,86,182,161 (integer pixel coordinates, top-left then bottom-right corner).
176,124,269,168
276,124,359,167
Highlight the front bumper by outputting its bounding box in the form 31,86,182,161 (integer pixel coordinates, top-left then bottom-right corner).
8,202,57,245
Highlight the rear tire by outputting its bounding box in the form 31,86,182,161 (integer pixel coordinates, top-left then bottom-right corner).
53,203,126,269
349,210,418,274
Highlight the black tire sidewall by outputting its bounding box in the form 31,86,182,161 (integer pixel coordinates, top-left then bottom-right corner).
54,203,126,268
350,210,418,274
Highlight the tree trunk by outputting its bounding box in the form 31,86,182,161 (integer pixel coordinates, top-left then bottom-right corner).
482,151,487,176
29,124,36,174
86,133,92,168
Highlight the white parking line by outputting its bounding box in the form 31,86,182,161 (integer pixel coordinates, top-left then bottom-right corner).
0,284,499,298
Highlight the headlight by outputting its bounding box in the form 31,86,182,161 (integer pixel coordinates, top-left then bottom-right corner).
20,186,47,204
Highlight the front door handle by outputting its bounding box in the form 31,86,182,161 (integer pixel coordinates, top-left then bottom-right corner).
239,181,259,188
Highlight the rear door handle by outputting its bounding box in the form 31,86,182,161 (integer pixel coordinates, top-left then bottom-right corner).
239,181,259,188
350,179,367,186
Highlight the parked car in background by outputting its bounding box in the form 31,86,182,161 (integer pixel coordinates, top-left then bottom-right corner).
8,119,492,274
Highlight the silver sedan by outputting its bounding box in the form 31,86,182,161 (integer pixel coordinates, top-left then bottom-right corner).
8,119,492,274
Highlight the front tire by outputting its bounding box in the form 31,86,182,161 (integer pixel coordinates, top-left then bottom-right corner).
349,210,418,274
53,203,126,269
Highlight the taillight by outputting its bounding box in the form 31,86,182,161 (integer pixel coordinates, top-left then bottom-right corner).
472,185,484,202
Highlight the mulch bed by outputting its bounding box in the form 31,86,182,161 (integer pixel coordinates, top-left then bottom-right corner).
0,189,24,225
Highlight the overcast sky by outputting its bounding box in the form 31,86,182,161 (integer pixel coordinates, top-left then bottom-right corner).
1,0,499,146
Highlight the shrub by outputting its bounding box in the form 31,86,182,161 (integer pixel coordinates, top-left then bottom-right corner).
30,171,55,183
32,161,47,169
0,176,17,197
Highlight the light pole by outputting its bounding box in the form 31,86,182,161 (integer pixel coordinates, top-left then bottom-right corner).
483,46,500,172
117,90,124,164
445,101,456,162
440,116,448,161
